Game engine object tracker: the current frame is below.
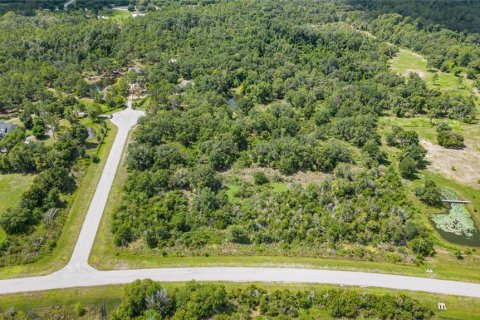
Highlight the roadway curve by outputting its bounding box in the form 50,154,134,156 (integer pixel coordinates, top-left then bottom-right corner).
1,94,480,297
64,0,76,9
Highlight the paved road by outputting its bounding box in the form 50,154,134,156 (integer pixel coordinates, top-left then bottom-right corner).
1,266,480,297
64,0,76,9
67,96,144,272
0,93,479,297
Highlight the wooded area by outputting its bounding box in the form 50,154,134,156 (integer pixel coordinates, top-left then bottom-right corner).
0,0,479,267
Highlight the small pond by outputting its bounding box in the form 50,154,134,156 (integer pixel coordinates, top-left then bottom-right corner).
431,188,480,247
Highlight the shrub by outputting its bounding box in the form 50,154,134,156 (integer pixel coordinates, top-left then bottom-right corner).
227,225,250,244
253,171,269,185
415,180,443,207
436,123,464,149
409,237,435,257
32,124,45,139
74,303,86,317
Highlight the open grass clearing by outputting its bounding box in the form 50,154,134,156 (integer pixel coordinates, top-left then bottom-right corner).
0,282,480,319
78,98,110,113
0,173,34,243
379,116,480,188
0,122,117,279
0,173,35,214
109,8,132,20
421,139,480,188
390,48,477,96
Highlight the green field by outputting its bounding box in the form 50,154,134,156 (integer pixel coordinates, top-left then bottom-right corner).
1,282,479,319
0,174,35,243
390,48,476,96
0,174,35,214
78,98,110,113
379,116,465,143
109,9,132,20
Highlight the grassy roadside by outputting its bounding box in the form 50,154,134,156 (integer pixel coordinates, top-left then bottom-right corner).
0,122,117,279
1,282,479,319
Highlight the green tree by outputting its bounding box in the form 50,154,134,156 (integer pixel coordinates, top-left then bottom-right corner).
399,156,417,179
415,180,443,207
32,123,45,139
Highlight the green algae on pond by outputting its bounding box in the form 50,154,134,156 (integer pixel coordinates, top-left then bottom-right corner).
431,188,480,246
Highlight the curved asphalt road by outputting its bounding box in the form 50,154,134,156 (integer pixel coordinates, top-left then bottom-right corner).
0,94,479,297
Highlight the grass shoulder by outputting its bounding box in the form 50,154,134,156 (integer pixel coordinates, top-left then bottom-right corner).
1,282,480,319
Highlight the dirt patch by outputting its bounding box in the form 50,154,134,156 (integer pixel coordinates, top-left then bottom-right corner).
222,167,329,186
421,139,480,187
402,69,426,78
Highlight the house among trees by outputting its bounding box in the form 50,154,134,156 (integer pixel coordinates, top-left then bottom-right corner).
0,122,16,138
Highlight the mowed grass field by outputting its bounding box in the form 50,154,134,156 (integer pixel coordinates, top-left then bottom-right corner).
390,48,477,96
109,9,132,20
0,174,35,214
1,282,480,319
0,174,35,243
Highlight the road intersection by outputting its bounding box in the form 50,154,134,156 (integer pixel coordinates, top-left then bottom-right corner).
0,95,479,297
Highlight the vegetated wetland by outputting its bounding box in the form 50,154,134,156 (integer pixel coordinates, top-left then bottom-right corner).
431,188,480,247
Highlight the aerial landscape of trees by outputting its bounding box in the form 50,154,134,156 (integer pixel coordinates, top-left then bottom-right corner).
0,0,478,268
0,0,479,317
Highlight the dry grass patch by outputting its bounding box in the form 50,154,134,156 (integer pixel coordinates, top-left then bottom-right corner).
222,167,329,186
421,139,480,188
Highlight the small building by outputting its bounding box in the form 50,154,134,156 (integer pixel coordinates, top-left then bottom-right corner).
438,303,447,311
77,111,88,118
178,79,193,89
24,135,36,144
0,122,17,138
128,66,143,75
